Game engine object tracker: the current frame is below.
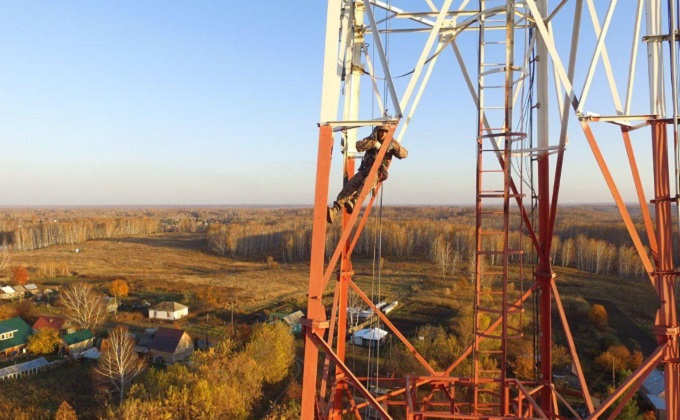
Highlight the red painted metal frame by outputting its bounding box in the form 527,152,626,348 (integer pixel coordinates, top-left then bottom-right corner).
575,120,679,419
304,6,679,419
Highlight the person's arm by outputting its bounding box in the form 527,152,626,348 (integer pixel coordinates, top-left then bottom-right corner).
392,143,408,159
356,137,377,152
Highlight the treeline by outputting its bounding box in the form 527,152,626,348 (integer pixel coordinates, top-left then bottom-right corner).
205,206,649,279
6,217,163,251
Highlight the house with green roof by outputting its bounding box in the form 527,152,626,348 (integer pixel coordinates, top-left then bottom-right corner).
0,317,33,357
61,330,95,356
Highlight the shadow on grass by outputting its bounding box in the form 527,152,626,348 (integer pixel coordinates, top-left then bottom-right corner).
103,232,211,253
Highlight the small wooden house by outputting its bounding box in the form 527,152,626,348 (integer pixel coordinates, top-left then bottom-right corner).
0,286,16,300
149,301,189,321
61,330,95,356
0,317,33,357
148,327,194,364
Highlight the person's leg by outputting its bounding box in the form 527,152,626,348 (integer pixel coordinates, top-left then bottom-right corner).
328,171,366,222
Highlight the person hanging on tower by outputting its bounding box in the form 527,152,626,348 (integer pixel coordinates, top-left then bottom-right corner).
327,125,408,223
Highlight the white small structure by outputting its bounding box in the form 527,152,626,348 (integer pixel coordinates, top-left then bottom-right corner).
383,301,398,314
149,301,189,321
352,328,388,347
0,357,49,380
24,284,38,294
0,286,16,300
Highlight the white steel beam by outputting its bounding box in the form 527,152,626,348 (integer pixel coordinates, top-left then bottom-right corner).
363,50,387,117
524,0,578,112
397,0,454,116
364,3,403,117
555,0,583,151
320,0,344,123
645,0,666,116
577,0,619,114
537,0,550,155
624,0,644,115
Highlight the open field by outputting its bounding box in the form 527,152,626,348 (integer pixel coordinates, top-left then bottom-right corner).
11,232,309,311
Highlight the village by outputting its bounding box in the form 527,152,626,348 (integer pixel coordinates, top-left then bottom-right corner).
0,271,401,385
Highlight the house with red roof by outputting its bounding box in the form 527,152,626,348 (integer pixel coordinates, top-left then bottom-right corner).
32,316,73,334
148,327,193,364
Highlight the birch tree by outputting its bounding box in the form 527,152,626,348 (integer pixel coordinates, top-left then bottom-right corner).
94,327,146,404
61,283,105,330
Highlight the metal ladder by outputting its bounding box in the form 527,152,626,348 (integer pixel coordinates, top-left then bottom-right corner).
472,0,527,415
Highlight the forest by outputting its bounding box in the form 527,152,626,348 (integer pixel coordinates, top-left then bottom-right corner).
0,205,665,419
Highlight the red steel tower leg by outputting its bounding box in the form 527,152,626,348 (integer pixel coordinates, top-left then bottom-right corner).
537,152,552,414
330,153,355,419
301,125,334,420
650,121,679,420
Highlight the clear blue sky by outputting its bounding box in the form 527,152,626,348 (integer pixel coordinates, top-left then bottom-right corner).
0,2,664,205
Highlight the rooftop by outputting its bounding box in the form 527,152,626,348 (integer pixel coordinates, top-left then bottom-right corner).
0,317,32,352
62,330,95,346
0,357,49,379
149,327,188,353
33,316,67,332
153,301,188,312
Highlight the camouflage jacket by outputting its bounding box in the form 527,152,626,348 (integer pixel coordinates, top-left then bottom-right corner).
356,136,408,181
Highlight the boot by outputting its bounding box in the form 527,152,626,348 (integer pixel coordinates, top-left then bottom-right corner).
327,204,340,223
344,200,355,214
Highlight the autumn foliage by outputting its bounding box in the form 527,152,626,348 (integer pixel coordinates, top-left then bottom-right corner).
116,323,296,418
595,345,643,373
55,401,78,420
27,328,61,355
245,322,295,384
11,265,29,286
588,304,608,330
109,279,129,301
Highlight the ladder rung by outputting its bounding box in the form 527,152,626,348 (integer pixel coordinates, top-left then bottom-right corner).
478,350,503,354
479,210,505,214
478,307,504,314
482,41,506,45
479,193,525,198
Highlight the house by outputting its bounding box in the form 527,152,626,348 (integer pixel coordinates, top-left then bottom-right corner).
0,286,16,300
0,357,49,380
269,310,304,334
32,316,74,334
24,284,38,295
149,301,189,321
0,317,33,357
12,285,26,297
352,327,388,348
148,327,194,364
61,330,95,356
639,369,666,419
283,310,304,334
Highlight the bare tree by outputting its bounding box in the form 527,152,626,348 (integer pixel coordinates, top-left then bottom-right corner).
60,283,105,330
0,241,10,273
94,327,146,404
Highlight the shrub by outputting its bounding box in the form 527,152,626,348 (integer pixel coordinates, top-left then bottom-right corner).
588,304,608,330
